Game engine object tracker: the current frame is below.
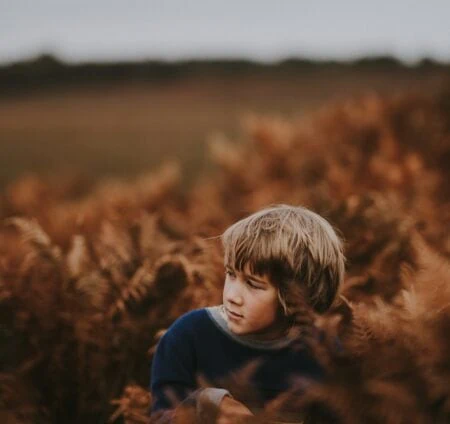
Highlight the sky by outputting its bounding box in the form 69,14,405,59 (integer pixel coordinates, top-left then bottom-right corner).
0,0,449,65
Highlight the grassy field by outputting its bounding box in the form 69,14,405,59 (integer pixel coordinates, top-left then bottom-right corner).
0,66,447,190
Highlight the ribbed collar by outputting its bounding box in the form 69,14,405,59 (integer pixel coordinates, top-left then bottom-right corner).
205,304,297,350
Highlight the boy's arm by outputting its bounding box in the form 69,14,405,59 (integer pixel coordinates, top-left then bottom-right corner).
150,389,236,424
151,385,232,423
150,326,197,413
150,322,233,422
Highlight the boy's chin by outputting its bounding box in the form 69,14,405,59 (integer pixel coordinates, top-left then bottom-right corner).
228,324,258,336
227,322,247,334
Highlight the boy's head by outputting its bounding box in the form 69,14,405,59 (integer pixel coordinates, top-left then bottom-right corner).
221,204,346,318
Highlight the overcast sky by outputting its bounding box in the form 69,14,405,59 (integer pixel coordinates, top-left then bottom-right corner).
0,0,449,64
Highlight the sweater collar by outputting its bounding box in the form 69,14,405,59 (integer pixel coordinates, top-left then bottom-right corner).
206,304,297,350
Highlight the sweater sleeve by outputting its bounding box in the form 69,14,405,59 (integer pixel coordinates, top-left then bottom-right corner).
149,313,232,422
150,322,198,413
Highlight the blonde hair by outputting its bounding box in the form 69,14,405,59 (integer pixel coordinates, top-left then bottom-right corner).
221,204,346,314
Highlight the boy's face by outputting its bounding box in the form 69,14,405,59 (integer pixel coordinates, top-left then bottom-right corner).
222,262,288,340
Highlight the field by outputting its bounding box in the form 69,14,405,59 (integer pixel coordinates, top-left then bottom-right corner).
0,64,450,423
0,65,447,189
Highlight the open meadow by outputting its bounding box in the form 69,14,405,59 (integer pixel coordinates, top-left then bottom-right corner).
0,65,447,189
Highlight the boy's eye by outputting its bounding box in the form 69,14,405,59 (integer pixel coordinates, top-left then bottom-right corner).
225,269,265,290
246,280,264,290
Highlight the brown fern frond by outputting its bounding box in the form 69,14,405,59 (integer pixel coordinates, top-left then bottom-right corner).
66,234,92,278
5,217,61,262
107,265,154,318
75,271,110,309
109,385,151,424
98,221,135,265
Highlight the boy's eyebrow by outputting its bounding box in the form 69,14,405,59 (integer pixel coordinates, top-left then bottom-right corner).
225,265,268,285
242,272,268,285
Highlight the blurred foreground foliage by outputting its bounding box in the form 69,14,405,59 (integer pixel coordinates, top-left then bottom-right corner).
0,89,449,423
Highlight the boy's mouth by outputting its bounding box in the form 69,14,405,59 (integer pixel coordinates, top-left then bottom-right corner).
226,308,243,318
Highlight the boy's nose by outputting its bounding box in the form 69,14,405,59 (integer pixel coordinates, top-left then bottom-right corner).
226,287,244,305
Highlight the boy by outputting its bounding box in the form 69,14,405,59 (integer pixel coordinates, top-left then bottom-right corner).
150,204,346,423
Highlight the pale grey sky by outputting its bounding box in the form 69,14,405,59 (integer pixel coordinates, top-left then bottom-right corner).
0,0,449,64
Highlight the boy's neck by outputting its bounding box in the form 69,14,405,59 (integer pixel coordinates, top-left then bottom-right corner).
219,304,294,342
206,305,297,350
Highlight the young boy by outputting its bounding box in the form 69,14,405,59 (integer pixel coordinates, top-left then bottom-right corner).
149,204,346,423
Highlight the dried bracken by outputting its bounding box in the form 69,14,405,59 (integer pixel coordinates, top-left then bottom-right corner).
0,89,449,423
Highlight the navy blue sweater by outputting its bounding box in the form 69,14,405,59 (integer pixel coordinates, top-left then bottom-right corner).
150,305,325,421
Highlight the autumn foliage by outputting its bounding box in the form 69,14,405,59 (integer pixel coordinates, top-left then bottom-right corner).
0,89,449,423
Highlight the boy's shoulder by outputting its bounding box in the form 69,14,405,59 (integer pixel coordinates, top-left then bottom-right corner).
171,307,207,326
162,307,211,340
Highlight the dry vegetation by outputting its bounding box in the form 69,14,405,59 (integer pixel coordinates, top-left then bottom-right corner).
0,88,449,423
